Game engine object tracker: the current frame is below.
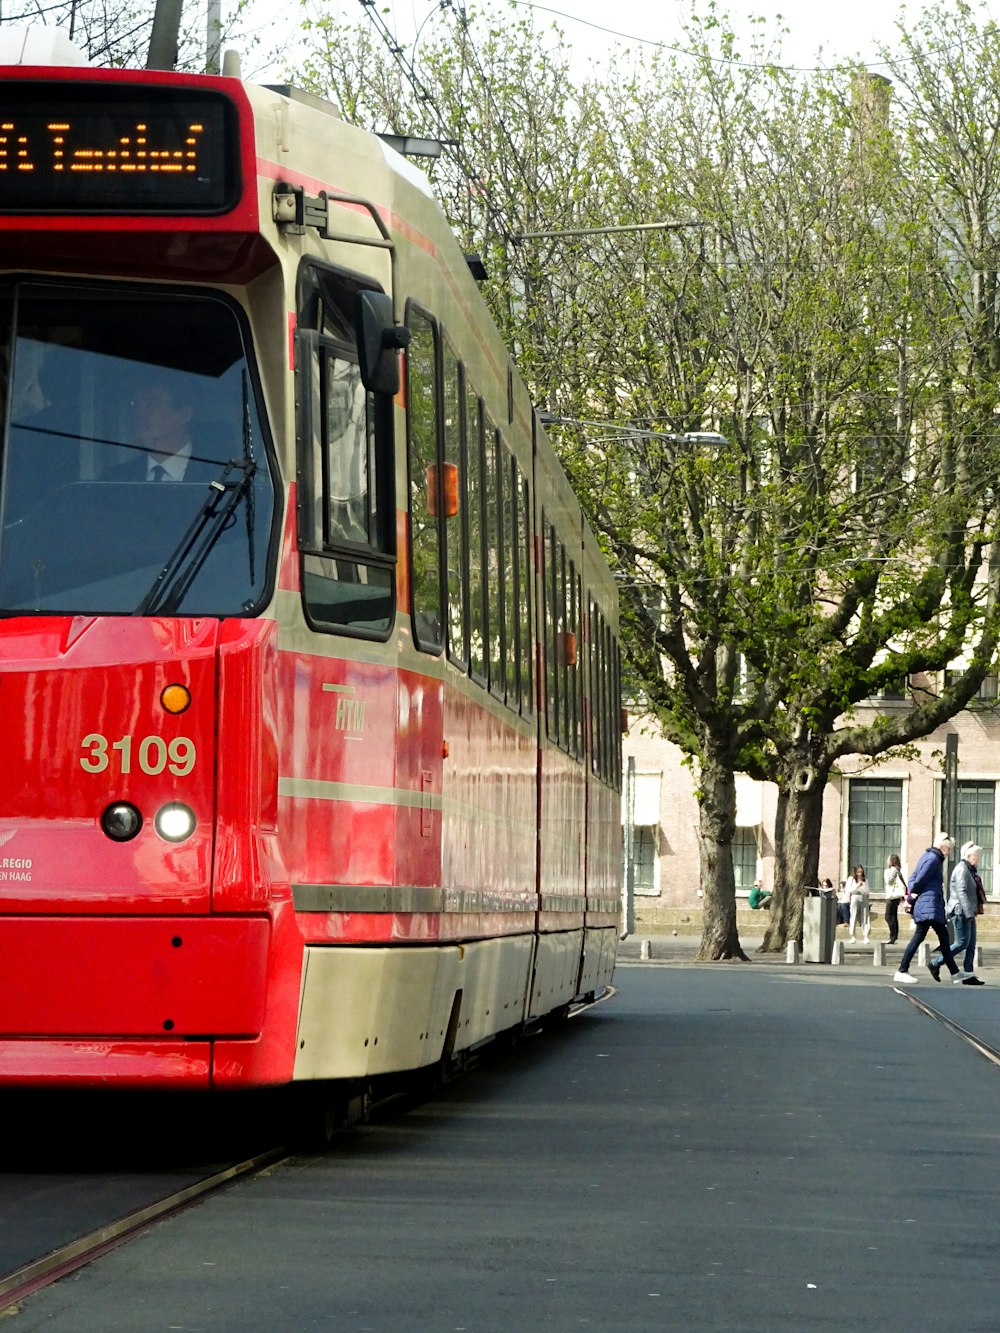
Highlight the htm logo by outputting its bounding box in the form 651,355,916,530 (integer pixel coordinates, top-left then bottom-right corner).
322,683,366,739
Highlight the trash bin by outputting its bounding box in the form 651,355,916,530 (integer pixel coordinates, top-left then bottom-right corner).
802,888,836,963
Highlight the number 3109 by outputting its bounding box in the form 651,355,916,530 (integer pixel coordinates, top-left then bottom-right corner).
80,734,196,776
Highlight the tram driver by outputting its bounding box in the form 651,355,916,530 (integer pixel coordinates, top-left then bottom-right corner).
107,372,222,485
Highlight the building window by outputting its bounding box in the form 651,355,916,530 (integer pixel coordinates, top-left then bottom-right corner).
733,827,759,890
847,778,903,881
869,675,907,702
956,780,996,895
632,826,657,894
945,670,999,707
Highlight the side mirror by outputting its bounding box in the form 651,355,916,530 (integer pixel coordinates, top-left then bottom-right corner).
356,290,410,396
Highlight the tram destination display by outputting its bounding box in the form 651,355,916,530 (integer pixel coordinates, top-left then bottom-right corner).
0,82,240,214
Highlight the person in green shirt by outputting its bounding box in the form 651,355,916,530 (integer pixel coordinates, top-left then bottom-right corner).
749,880,772,910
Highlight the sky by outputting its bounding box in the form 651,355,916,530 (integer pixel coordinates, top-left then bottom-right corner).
243,0,988,82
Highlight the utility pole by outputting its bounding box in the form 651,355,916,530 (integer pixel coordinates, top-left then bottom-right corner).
623,755,636,938
943,732,959,855
206,0,221,74
146,0,183,70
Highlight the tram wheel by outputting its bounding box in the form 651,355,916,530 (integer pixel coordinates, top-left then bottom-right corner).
541,1003,571,1031
290,1083,349,1151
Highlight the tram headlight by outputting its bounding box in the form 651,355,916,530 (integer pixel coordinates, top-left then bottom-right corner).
154,802,196,843
101,802,142,842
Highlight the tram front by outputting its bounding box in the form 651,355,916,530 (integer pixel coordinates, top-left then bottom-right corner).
0,275,294,1088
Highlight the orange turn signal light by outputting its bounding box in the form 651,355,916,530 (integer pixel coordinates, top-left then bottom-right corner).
161,684,191,714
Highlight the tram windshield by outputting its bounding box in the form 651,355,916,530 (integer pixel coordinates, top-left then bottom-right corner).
0,281,275,616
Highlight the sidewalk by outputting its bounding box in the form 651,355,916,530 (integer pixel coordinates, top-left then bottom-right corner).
617,928,998,971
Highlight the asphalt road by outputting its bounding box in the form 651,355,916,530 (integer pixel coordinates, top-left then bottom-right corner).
10,966,1000,1332
0,1092,280,1279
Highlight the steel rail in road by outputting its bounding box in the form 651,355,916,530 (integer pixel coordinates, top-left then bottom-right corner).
0,1145,290,1315
895,987,1000,1069
0,990,616,1314
570,985,616,1018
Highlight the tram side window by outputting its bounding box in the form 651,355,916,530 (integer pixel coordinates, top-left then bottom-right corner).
322,357,370,547
484,415,504,698
601,617,612,781
297,263,394,638
543,517,559,743
406,308,445,651
516,463,533,717
603,620,614,782
466,388,486,682
501,439,517,704
568,563,582,758
566,556,581,757
612,632,623,791
443,346,467,669
589,597,606,780
592,597,600,778
557,543,569,751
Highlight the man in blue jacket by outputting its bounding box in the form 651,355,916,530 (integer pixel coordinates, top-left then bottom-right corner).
893,833,963,985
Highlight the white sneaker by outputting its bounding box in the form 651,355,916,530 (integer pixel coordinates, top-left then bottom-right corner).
849,935,856,943
893,970,918,984
952,974,967,984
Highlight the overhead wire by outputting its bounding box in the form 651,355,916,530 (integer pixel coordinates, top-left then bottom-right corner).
357,0,518,243
448,3,538,216
506,0,908,74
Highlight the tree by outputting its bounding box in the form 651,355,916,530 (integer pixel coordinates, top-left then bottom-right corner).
290,3,1000,958
0,0,257,71
549,24,1000,956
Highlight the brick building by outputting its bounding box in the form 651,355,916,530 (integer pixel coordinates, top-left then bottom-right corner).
624,671,1000,931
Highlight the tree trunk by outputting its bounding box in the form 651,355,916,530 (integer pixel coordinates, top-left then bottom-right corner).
695,749,748,961
761,758,828,952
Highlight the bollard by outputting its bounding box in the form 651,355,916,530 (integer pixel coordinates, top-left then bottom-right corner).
975,945,983,970
639,939,651,961
916,942,930,967
872,942,886,968
831,939,844,965
786,940,800,964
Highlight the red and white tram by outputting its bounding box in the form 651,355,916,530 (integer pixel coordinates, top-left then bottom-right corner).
0,33,622,1101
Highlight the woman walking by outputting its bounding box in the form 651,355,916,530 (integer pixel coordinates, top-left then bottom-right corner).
893,833,962,985
883,853,907,945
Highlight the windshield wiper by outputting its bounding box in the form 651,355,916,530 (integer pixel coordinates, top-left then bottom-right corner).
134,458,256,616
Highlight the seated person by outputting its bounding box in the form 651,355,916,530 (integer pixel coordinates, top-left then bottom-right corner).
106,372,226,485
748,879,772,909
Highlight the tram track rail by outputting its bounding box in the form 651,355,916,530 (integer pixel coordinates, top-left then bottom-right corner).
0,988,616,1314
0,1145,290,1316
895,986,1000,1068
